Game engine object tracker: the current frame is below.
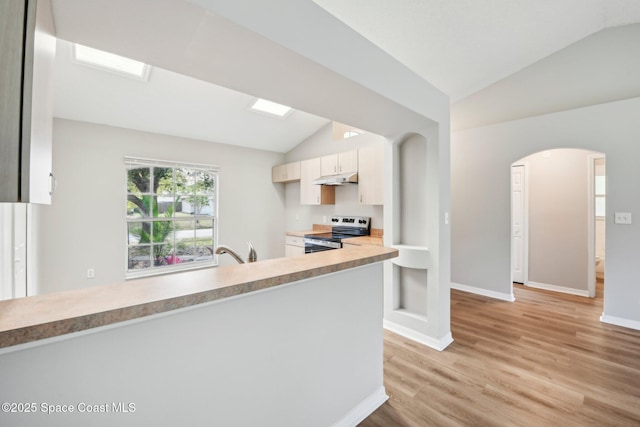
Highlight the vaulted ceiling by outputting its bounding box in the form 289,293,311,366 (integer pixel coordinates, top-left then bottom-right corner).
53,39,330,153
51,0,640,151
314,0,640,102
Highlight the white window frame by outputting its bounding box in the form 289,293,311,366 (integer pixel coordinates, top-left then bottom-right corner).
125,157,219,279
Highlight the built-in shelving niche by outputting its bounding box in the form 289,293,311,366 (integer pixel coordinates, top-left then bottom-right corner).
398,266,428,317
399,135,428,246
384,130,451,350
394,134,429,319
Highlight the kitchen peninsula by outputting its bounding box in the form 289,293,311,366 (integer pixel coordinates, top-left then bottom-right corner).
0,246,396,427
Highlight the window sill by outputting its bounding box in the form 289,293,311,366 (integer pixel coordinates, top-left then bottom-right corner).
126,261,217,280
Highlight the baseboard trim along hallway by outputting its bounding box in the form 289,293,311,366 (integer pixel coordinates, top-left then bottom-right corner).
332,386,388,427
383,320,454,351
525,280,590,297
450,282,515,302
600,313,640,331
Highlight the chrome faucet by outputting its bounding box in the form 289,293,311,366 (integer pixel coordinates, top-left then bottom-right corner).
215,242,257,264
247,242,257,263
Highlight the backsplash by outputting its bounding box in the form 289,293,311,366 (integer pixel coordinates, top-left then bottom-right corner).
312,224,383,236
285,183,384,231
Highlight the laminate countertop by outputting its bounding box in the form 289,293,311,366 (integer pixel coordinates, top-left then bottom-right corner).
0,245,397,349
284,230,327,237
342,236,384,246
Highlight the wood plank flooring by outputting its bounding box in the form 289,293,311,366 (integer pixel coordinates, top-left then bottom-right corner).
359,282,640,426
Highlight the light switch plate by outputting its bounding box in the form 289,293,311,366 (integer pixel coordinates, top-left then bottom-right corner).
614,212,632,224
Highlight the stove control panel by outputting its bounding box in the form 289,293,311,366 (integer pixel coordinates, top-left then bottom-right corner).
330,216,370,229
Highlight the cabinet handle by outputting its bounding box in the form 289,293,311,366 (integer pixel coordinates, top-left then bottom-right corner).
48,173,57,196
360,194,363,203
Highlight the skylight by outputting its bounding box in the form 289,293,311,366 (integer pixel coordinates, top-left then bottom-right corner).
73,44,151,81
343,131,361,139
249,98,292,118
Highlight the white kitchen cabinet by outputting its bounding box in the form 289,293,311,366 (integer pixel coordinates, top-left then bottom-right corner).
358,145,384,205
284,234,305,257
0,0,56,204
320,150,358,176
272,162,300,183
300,158,335,205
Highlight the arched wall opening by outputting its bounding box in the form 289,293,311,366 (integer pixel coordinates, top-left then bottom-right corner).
451,96,640,329
510,148,605,300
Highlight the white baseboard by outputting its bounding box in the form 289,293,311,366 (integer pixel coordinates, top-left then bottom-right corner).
526,281,590,297
600,314,640,331
450,282,515,302
332,386,388,427
383,320,453,351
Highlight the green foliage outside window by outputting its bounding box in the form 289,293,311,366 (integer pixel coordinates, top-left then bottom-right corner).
126,162,217,275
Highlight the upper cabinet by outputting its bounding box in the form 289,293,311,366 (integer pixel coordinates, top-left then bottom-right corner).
272,162,300,183
358,145,384,205
321,150,358,176
300,158,335,205
0,0,56,203
275,147,379,205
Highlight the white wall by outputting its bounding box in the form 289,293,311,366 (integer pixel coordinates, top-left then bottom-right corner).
451,24,640,131
36,119,286,294
0,263,386,427
283,124,384,231
452,96,640,327
521,149,595,292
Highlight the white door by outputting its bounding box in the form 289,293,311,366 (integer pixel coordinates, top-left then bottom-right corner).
511,165,525,283
0,204,27,300
13,204,27,298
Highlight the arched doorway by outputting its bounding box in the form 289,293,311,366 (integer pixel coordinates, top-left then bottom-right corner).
510,148,605,298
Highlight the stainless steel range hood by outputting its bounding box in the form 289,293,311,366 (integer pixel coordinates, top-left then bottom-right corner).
312,172,358,186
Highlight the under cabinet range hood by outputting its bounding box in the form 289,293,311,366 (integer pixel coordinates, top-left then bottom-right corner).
313,172,358,186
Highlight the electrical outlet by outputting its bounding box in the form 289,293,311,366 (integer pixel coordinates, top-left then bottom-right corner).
614,212,632,225
87,268,95,279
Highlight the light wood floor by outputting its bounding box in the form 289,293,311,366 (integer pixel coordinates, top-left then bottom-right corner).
360,282,640,426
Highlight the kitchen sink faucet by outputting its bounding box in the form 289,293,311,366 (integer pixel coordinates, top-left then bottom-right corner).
215,242,257,264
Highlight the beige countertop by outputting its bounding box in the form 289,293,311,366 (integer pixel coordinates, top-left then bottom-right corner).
342,236,384,246
285,224,332,237
0,246,397,349
285,230,326,237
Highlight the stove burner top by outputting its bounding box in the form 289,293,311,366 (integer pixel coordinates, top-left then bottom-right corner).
303,216,371,253
307,232,365,241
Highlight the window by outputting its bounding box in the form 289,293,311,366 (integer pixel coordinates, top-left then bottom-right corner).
249,98,292,117
125,158,218,277
73,43,151,81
